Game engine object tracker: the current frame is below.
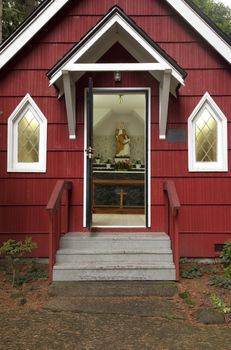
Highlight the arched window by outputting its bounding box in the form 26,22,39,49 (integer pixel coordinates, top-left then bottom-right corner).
8,94,47,172
188,92,227,172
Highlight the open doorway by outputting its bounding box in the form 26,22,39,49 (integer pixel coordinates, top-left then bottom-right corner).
88,89,149,228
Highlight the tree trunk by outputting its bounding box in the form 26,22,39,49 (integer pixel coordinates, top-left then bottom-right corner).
0,0,2,43
25,0,36,17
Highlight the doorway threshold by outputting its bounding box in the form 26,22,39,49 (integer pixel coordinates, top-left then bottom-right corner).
92,214,146,227
92,225,146,228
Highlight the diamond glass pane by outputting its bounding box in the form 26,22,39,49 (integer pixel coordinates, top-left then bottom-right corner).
18,110,40,163
196,109,217,162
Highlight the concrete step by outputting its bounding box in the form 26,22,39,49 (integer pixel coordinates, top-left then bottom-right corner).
60,232,171,250
48,281,178,297
53,232,175,281
56,249,174,264
53,262,176,281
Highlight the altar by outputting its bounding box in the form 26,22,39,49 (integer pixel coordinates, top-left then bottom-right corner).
93,168,145,214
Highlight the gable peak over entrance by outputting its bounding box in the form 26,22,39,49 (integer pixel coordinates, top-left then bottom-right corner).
48,5,186,94
47,5,186,140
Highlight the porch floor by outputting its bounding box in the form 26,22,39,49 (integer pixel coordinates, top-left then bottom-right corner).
92,214,145,227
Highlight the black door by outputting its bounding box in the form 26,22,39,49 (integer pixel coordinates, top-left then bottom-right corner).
145,90,149,227
85,77,94,229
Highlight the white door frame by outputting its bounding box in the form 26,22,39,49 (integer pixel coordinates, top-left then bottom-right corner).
83,87,151,228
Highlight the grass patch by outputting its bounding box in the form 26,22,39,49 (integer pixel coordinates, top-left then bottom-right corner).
179,290,194,305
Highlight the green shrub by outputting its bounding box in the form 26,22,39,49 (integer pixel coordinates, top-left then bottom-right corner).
224,265,231,279
179,290,194,305
180,265,203,279
209,275,231,289
0,237,37,286
220,240,231,267
15,259,47,285
210,292,230,314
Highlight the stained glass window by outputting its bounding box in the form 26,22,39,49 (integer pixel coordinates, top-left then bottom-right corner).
18,110,40,163
195,109,217,162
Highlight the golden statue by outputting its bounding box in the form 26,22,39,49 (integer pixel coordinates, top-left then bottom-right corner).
115,124,130,157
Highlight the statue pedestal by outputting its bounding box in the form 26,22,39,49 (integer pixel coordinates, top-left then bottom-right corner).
114,157,130,163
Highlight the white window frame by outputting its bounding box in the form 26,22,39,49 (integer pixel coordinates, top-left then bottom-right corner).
188,92,228,172
7,94,47,172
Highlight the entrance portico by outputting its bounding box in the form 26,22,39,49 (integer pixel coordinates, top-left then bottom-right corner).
47,6,186,140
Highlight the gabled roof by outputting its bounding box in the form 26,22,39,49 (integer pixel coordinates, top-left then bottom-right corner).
47,5,186,81
49,5,186,140
0,0,230,70
47,5,186,95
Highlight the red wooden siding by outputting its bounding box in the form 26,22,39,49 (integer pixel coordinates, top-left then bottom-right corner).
0,0,231,258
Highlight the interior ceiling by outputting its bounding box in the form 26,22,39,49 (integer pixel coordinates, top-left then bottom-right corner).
93,93,145,116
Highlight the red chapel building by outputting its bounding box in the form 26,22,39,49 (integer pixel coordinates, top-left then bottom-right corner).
0,0,230,281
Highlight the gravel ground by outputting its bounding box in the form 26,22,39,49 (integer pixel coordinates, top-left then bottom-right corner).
0,307,231,350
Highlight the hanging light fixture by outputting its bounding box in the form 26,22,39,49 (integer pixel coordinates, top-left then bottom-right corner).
118,94,124,104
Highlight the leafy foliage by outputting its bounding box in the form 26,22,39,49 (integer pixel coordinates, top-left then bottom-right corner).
179,290,194,305
0,237,37,286
209,275,231,289
224,265,231,279
15,258,47,285
210,292,230,314
1,0,230,41
2,0,43,40
220,240,231,267
192,0,231,36
180,265,203,279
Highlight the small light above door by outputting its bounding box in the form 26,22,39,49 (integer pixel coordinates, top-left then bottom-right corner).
114,71,121,82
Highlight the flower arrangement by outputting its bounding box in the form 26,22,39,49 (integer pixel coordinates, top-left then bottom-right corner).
114,160,132,170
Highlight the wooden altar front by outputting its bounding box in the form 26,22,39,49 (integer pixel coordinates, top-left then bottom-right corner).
93,171,145,214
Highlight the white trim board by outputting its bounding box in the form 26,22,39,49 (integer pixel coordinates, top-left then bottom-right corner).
7,94,47,173
49,11,185,94
0,0,71,69
83,87,151,229
188,92,228,172
0,0,230,70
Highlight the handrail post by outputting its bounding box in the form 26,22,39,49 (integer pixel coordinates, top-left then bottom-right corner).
163,181,181,281
48,211,54,281
57,204,61,250
46,180,72,282
174,211,180,280
65,185,71,233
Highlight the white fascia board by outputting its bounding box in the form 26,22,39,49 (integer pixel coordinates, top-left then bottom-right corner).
0,0,71,69
165,0,231,64
49,15,120,85
115,15,185,85
50,13,185,86
67,63,165,72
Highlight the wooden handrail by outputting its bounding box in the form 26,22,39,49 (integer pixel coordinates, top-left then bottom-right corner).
163,181,180,216
46,180,72,281
163,181,181,281
46,180,72,211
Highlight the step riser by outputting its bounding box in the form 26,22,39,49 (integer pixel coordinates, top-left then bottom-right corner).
60,240,171,250
56,254,173,264
53,269,176,281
